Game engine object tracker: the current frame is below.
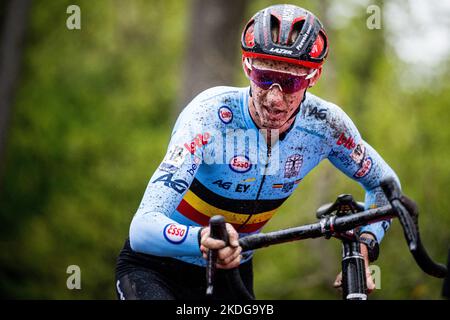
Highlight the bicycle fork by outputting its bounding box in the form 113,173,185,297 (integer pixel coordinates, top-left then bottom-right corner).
341,239,367,300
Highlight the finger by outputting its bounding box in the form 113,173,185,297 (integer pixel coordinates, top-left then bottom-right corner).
200,230,210,244
333,272,342,288
217,246,239,261
217,254,242,270
366,276,375,293
219,246,242,265
366,267,376,293
200,231,209,248
367,281,375,293
226,223,240,247
202,237,226,250
200,244,207,254
333,280,342,288
200,234,209,247
200,227,210,238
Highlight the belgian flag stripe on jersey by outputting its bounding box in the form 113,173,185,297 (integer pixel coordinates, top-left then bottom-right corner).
188,178,288,214
177,198,270,232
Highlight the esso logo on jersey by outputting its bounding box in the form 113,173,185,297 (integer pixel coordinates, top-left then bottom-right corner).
354,157,373,178
218,106,233,124
163,223,189,244
229,155,252,173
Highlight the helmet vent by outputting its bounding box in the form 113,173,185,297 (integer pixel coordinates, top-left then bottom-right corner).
310,31,326,58
270,15,281,44
288,20,305,45
243,20,255,48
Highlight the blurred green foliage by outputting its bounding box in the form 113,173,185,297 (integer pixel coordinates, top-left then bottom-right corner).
0,0,449,299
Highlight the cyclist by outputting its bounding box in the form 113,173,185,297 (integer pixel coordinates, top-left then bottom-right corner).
115,4,399,299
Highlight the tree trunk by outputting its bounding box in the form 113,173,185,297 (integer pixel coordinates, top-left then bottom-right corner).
177,0,249,111
0,0,31,183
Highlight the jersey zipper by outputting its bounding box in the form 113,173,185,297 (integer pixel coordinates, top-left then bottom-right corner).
237,130,272,232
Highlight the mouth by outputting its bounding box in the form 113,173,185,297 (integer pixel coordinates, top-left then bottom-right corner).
263,106,286,121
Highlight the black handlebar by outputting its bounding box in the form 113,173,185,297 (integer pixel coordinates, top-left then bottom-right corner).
239,204,395,251
206,177,448,298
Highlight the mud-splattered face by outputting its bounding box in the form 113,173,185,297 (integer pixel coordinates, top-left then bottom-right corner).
246,58,321,132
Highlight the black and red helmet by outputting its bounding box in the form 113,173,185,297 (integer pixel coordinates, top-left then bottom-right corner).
241,4,329,69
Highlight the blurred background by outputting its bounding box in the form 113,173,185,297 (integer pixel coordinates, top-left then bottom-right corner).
0,0,449,299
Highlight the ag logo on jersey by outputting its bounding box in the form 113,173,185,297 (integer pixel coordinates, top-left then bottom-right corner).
152,173,189,194
284,154,303,178
218,106,233,124
163,223,189,244
229,155,252,173
308,106,327,120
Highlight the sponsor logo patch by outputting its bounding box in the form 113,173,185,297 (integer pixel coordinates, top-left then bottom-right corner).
212,180,251,193
284,154,303,178
282,181,295,193
350,143,366,165
159,145,189,173
218,106,233,124
235,183,250,193
269,47,293,55
159,162,179,174
229,155,252,173
186,163,198,176
336,132,356,150
213,179,232,190
184,132,210,155
163,223,189,244
354,157,373,178
272,179,302,192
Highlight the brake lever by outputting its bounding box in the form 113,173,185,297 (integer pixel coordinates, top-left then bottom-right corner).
380,178,418,250
381,177,447,278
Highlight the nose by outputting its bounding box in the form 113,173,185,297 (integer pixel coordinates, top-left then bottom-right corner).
268,83,283,92
266,83,284,102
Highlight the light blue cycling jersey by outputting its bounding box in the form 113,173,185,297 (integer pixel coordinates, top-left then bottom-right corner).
129,86,399,266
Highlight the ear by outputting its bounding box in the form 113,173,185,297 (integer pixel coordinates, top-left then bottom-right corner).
308,66,323,88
